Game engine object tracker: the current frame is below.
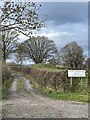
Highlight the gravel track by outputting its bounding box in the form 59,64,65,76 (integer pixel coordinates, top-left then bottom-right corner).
2,73,88,118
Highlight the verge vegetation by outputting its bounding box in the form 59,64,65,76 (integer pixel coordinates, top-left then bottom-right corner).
30,63,65,72
27,74,88,103
2,80,12,99
2,62,12,99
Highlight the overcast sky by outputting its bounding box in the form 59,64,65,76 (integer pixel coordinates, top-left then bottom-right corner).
19,2,88,58
2,2,87,63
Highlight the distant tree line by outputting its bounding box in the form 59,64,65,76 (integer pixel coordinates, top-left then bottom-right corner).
1,26,89,70
1,26,88,70
1,30,89,70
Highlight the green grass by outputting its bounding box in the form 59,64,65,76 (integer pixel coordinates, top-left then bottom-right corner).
48,91,88,103
2,80,12,99
27,75,88,103
17,79,24,92
29,63,65,72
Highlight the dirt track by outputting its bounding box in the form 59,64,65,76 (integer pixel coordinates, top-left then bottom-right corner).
2,73,88,118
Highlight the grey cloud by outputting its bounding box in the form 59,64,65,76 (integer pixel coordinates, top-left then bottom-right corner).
37,22,88,56
19,2,88,57
39,2,88,25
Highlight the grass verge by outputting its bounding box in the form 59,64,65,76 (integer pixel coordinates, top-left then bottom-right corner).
27,75,88,103
48,91,88,102
17,79,25,93
2,80,12,99
29,63,65,72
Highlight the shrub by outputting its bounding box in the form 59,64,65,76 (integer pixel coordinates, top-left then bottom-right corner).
2,61,11,83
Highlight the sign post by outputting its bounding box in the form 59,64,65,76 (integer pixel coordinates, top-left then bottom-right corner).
70,77,72,86
68,70,85,87
80,77,83,88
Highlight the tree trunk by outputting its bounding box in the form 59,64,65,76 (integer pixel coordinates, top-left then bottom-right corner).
3,50,6,63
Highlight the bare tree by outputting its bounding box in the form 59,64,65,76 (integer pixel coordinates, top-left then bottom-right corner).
0,1,44,37
85,57,90,69
24,36,57,64
1,29,18,62
60,41,84,69
15,43,25,65
48,56,59,66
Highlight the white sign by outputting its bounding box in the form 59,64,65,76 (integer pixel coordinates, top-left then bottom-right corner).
68,70,85,77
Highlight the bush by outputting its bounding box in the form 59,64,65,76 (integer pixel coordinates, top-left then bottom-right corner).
2,61,11,83
2,79,12,99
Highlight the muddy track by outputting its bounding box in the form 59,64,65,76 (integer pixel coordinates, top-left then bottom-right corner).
2,72,88,118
